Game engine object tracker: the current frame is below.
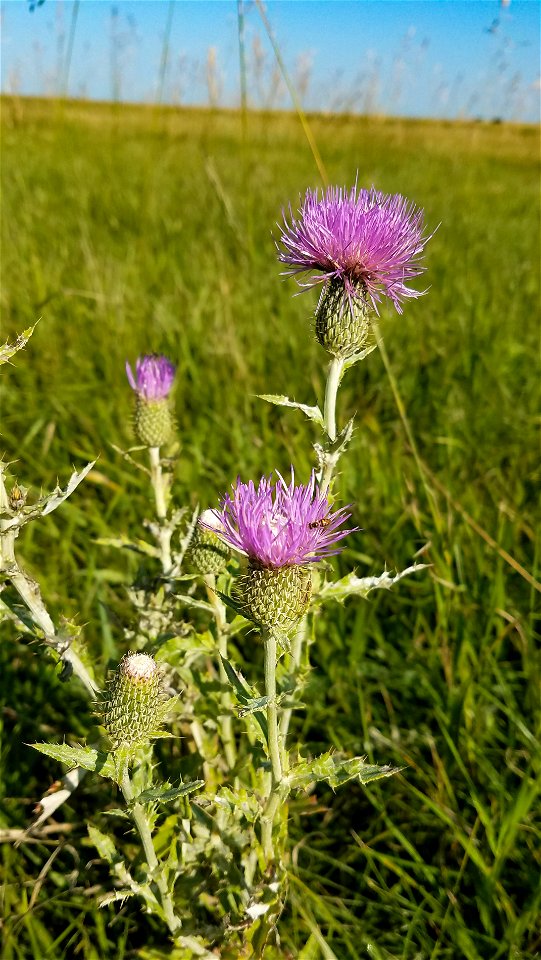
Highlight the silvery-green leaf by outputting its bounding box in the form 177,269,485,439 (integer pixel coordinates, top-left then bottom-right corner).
173,593,215,614
220,655,268,741
134,781,204,805
216,590,249,620
87,825,121,863
258,394,324,428
342,342,378,372
95,535,160,558
1,462,96,531
316,563,428,603
31,742,116,779
289,751,401,790
0,323,38,365
41,461,96,515
314,417,356,481
98,890,136,908
237,695,270,717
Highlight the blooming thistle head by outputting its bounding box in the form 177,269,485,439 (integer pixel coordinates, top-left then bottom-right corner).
278,183,431,358
101,652,170,749
203,470,356,630
126,354,176,447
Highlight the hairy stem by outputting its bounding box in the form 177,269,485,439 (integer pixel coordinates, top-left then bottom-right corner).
261,629,284,862
120,765,181,938
204,575,236,770
148,446,172,573
320,356,344,495
0,470,98,696
278,617,307,758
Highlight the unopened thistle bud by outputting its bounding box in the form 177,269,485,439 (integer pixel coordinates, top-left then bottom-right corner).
102,652,169,748
202,468,356,631
186,510,231,576
126,354,176,448
315,277,371,358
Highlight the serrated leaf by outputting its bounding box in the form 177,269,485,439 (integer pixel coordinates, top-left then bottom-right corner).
342,342,378,372
101,808,131,820
316,563,428,603
31,742,116,779
258,394,324,428
314,417,356,478
220,656,268,741
289,751,401,790
88,825,121,863
134,781,204,805
0,323,38,365
173,594,215,614
216,590,249,620
1,462,96,531
99,890,136,908
95,535,160,558
237,695,271,717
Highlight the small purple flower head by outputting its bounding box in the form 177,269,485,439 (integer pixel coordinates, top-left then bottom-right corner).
278,183,431,315
205,469,356,568
126,354,176,401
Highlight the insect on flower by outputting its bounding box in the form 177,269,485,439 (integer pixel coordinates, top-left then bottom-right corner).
308,518,332,529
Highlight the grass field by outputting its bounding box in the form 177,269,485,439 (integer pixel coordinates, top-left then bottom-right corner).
1,95,540,959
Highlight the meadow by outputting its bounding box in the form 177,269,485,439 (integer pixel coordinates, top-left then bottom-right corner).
1,95,540,959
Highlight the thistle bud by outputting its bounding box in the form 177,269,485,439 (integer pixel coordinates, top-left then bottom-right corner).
241,562,312,631
186,511,230,576
102,652,168,748
315,278,371,359
126,355,176,448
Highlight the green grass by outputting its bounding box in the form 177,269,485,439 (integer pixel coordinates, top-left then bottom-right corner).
1,95,540,959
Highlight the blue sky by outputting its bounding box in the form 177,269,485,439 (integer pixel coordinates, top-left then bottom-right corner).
1,0,539,121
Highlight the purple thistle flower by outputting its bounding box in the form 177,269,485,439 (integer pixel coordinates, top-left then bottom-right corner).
126,355,176,401
278,183,431,315
205,469,356,568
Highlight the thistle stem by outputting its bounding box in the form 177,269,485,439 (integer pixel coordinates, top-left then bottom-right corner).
148,446,172,573
120,765,182,939
261,628,283,862
0,468,98,697
278,617,307,756
204,575,236,770
321,356,344,494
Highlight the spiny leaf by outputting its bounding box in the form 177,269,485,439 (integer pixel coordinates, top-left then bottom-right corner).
1,462,96,531
30,742,116,779
289,751,401,790
134,781,204,805
220,655,268,741
257,393,324,428
316,563,429,603
0,323,38,365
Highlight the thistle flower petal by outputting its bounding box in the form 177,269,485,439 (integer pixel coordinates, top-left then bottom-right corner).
278,183,432,315
204,469,356,568
126,354,176,400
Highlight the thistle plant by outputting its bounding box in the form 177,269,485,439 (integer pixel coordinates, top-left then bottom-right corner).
2,179,434,955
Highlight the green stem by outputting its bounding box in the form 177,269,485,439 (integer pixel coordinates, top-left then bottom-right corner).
120,765,181,939
278,617,307,758
0,468,98,696
204,575,236,770
261,629,283,863
148,446,172,574
320,356,344,495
